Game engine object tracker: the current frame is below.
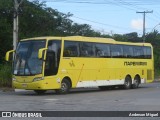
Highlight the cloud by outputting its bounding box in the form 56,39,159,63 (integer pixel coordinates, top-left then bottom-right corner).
131,19,143,30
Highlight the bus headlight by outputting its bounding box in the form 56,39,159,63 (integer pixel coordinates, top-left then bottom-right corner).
33,77,44,82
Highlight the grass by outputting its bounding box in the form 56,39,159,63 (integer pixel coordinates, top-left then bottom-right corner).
0,64,12,87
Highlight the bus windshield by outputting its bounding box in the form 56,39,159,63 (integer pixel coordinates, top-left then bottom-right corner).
13,40,46,76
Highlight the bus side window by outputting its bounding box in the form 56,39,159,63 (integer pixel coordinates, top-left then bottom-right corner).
95,43,110,58
144,46,152,59
123,45,134,58
63,41,79,57
80,42,95,57
133,46,144,59
111,45,123,58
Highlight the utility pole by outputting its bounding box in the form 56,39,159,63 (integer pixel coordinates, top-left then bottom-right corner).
136,10,153,42
13,0,23,50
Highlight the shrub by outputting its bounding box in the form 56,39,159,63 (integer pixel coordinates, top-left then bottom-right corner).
0,64,12,87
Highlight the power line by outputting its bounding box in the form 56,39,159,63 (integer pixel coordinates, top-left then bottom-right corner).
42,0,160,6
72,16,132,30
42,0,137,11
114,0,147,10
147,15,159,23
29,0,160,35
29,0,137,33
37,0,160,15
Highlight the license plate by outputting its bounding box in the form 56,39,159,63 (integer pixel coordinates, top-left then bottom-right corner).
22,84,27,88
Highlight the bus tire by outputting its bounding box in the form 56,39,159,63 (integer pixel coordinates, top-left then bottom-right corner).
132,76,140,89
123,76,132,89
34,90,46,95
55,79,71,94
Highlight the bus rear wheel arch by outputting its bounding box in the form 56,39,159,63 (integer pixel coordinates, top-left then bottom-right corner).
55,77,71,94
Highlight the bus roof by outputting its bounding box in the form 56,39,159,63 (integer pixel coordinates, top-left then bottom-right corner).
20,36,152,47
21,36,62,41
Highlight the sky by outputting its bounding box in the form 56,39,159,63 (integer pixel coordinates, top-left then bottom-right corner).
36,0,160,36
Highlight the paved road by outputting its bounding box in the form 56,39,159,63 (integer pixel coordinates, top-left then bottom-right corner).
0,82,160,120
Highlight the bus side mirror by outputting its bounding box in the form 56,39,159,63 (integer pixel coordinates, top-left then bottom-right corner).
5,50,15,61
38,48,48,59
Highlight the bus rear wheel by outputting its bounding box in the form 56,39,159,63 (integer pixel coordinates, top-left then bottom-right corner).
132,76,140,89
123,76,132,89
55,79,71,94
34,90,47,95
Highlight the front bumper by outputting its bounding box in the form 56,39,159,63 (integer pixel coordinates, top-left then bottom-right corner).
13,81,49,90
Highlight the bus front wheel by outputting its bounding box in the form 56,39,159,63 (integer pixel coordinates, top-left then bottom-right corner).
55,79,71,94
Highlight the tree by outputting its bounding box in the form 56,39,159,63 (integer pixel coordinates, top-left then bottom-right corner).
0,0,13,63
0,0,105,63
146,30,160,70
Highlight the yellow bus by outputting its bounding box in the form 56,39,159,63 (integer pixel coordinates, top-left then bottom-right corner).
6,36,154,94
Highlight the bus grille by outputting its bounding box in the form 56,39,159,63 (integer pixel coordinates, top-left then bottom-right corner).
147,69,152,80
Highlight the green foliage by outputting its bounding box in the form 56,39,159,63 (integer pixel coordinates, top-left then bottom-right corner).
0,64,12,87
0,0,13,63
146,31,160,76
155,69,160,79
19,0,61,37
0,0,105,64
113,32,143,42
